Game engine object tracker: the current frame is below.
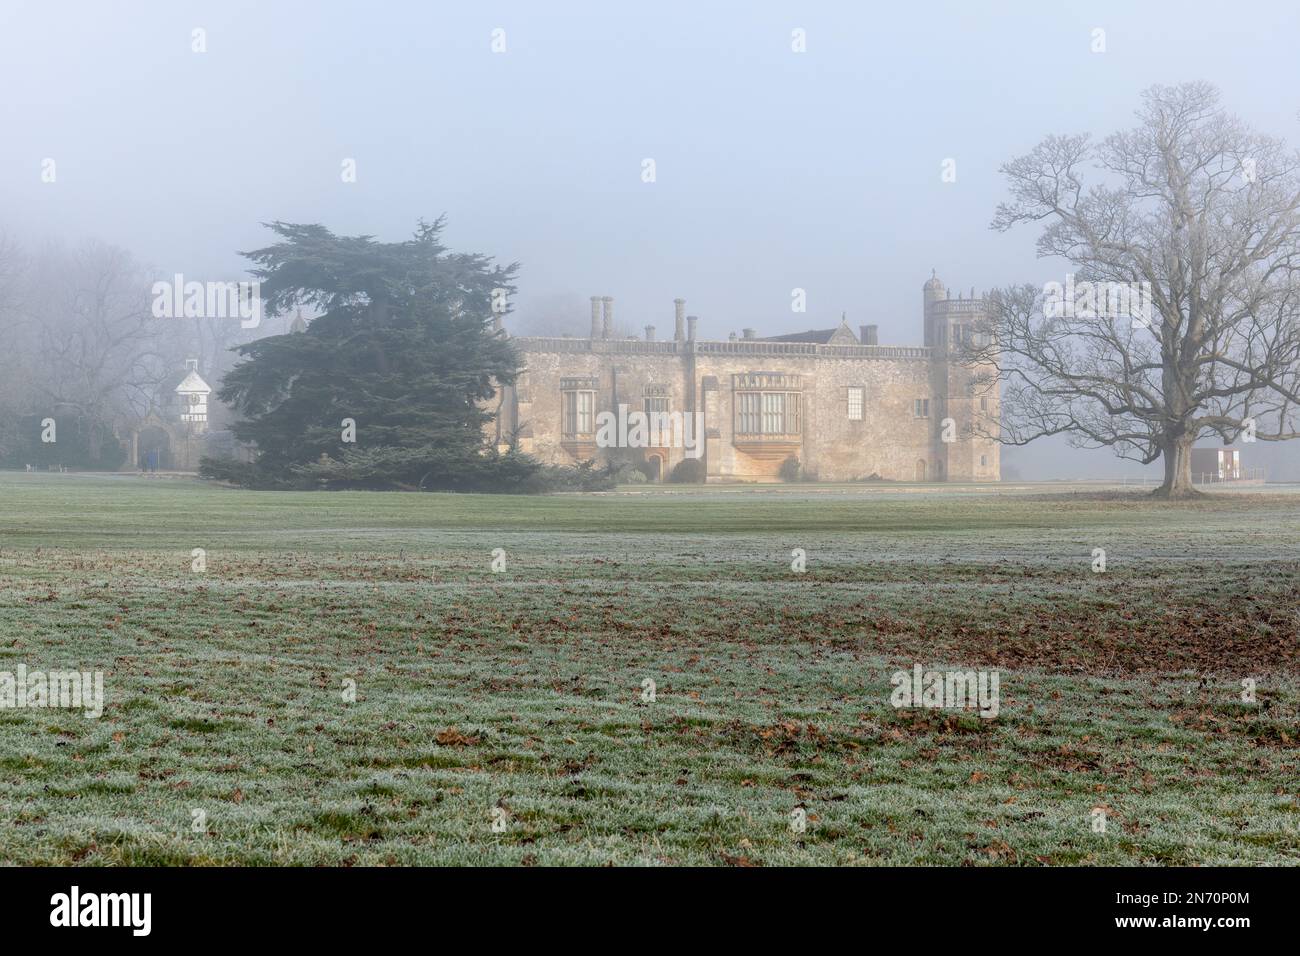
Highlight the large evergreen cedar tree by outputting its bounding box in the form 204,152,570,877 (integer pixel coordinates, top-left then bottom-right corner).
208,220,561,490
972,83,1300,498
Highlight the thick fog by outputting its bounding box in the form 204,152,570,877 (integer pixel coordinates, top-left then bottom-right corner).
2,0,1298,478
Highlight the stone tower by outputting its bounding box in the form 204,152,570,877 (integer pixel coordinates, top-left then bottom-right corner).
924,274,999,481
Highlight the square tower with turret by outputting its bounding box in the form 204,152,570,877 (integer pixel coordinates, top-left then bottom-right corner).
923,272,1000,481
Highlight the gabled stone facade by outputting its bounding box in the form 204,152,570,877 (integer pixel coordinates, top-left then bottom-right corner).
487,273,1000,482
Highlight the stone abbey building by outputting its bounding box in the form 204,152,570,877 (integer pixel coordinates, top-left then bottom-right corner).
488,273,1000,483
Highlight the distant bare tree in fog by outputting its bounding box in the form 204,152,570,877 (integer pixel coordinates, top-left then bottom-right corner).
0,236,32,461
978,83,1300,498
0,229,282,467
507,292,581,337
28,241,167,442
512,291,638,339
0,239,172,465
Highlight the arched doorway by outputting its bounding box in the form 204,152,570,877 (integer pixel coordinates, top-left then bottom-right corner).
646,454,663,482
915,459,927,482
138,425,172,471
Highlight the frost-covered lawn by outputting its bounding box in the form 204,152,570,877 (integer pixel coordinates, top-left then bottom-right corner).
0,473,1296,865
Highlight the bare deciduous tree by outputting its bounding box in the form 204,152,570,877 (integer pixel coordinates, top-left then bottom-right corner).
22,240,168,462
975,82,1300,498
0,235,33,461
0,229,268,467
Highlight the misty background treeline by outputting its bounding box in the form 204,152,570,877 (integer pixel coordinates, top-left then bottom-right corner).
0,232,259,469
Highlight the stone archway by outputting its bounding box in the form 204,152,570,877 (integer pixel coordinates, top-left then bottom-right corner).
646,454,663,482
137,424,173,471
915,459,927,482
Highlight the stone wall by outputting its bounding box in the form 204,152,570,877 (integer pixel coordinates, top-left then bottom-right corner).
484,275,1000,482
689,348,936,481
487,333,1000,483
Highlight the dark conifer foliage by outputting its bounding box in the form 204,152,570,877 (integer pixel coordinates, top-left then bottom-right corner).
206,219,581,490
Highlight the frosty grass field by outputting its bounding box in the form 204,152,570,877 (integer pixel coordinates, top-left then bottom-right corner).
0,472,1296,865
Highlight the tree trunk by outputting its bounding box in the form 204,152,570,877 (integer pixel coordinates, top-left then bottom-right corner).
1153,435,1201,499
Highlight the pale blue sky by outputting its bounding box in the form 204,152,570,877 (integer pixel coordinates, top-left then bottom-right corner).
2,0,1298,476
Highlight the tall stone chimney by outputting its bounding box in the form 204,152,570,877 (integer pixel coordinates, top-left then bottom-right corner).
590,296,602,339
686,315,698,341
674,298,686,342
601,296,613,339
644,325,656,341
861,324,878,345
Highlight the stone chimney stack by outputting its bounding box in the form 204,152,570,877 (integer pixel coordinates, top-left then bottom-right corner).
674,298,686,341
861,324,878,346
742,328,756,340
686,315,698,341
644,325,656,342
590,296,602,339
601,296,613,339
